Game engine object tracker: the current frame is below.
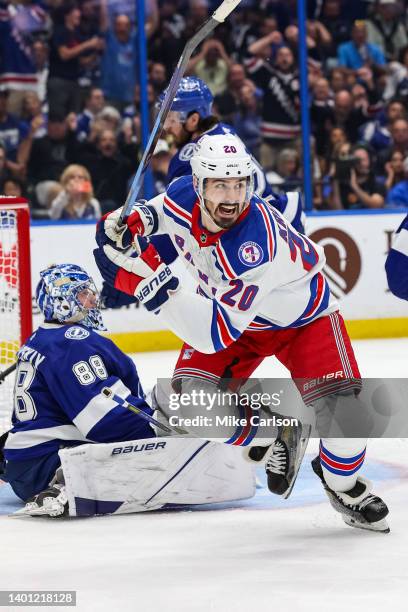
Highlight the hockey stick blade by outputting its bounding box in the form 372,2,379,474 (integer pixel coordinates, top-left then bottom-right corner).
119,0,243,224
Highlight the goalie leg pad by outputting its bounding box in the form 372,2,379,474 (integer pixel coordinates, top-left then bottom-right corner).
59,437,256,517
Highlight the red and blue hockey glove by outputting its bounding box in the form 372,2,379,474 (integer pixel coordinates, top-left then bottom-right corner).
95,202,158,250
94,237,179,312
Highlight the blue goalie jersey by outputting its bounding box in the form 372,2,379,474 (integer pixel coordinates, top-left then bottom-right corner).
167,122,305,233
4,323,154,461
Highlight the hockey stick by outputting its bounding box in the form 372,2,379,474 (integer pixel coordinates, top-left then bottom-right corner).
119,0,242,224
101,387,187,435
0,362,17,384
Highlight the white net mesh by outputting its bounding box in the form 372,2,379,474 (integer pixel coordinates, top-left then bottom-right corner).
0,208,20,434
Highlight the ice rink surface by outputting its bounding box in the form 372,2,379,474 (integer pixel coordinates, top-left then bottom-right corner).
0,338,407,612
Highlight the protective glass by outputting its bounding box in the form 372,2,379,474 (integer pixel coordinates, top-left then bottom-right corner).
163,110,187,130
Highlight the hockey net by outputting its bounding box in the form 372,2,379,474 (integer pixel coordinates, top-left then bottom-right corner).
0,198,32,435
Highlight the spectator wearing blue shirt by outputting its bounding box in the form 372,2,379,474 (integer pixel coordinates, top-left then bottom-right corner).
0,142,11,189
232,84,262,158
360,99,406,152
386,156,408,208
76,87,105,141
48,4,104,116
21,91,48,140
0,89,30,176
99,5,137,111
338,21,386,70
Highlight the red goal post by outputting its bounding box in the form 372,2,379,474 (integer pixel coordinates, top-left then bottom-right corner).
0,197,32,433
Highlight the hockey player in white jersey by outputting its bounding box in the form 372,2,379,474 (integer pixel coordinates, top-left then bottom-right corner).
385,213,408,300
1,263,255,517
95,133,390,533
100,76,304,310
158,76,305,233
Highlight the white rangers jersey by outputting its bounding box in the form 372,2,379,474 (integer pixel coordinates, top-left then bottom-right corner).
146,175,337,353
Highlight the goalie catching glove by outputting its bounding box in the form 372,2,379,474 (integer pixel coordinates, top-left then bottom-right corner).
94,237,179,312
95,202,158,250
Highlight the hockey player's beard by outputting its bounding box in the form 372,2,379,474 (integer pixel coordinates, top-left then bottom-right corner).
205,201,246,230
175,125,194,147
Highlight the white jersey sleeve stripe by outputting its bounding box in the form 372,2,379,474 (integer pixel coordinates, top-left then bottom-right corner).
5,425,89,450
164,194,192,222
283,192,301,225
215,242,236,280
393,227,408,257
73,379,132,436
256,202,275,260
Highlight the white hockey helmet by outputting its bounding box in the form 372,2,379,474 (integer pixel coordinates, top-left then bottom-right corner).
190,134,254,228
191,133,253,181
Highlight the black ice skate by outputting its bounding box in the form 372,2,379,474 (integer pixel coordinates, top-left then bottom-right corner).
311,456,390,533
248,422,311,499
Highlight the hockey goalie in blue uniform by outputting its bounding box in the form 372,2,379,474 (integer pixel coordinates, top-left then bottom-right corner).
0,264,255,517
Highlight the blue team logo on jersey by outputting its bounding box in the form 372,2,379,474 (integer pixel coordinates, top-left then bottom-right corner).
238,242,264,267
64,327,90,340
179,143,197,161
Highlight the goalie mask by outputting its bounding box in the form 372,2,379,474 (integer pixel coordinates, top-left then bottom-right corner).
36,263,105,330
190,133,254,230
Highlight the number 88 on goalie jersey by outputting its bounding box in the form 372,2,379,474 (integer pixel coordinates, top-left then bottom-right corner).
4,323,154,462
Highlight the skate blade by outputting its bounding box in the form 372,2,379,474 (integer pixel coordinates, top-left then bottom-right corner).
13,500,65,518
13,505,53,517
282,425,311,500
343,515,390,534
13,506,43,517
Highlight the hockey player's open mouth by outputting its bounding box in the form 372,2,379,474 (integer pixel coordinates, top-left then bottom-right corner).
218,203,239,217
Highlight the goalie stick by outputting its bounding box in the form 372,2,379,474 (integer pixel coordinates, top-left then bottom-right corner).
101,387,188,435
0,362,17,384
119,0,243,224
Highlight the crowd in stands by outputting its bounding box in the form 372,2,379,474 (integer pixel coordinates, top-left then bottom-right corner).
1,0,408,219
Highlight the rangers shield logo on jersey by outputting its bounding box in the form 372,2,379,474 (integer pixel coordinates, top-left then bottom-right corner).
238,242,264,267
